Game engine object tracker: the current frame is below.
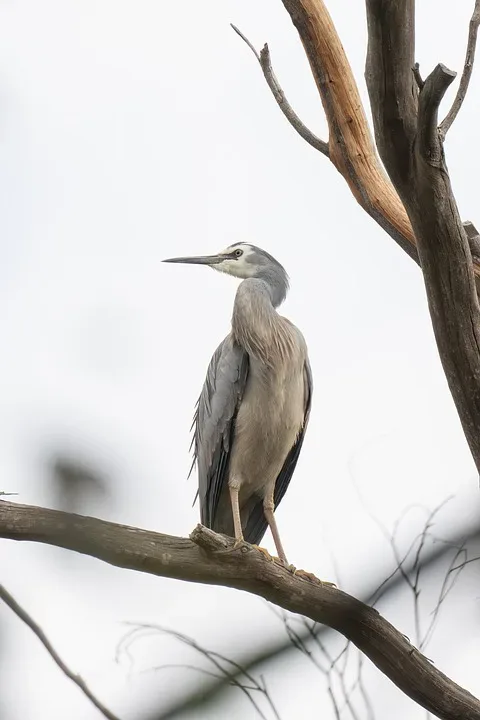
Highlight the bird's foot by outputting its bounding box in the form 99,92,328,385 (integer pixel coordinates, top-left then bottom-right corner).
251,544,277,563
288,565,337,587
213,536,249,556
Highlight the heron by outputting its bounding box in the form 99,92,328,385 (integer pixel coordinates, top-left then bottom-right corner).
164,243,312,566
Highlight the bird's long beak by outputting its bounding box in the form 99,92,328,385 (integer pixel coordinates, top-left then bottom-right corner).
163,254,225,266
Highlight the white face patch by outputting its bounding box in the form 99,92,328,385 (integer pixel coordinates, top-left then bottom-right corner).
213,244,257,279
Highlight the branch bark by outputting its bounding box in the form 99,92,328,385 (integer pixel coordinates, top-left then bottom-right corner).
365,1,480,471
152,522,480,719
275,0,423,263
1,500,480,720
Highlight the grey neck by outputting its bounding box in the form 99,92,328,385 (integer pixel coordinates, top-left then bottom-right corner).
255,266,289,308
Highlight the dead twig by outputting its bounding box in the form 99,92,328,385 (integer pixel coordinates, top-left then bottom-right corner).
231,24,329,157
413,63,425,90
0,584,121,720
440,0,480,138
117,623,281,720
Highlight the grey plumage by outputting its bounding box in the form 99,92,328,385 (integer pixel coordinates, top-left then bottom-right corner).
164,242,312,564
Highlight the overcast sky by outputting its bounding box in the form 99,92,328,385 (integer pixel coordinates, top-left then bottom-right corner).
1,1,480,718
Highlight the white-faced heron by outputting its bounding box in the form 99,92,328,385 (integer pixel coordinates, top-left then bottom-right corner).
164,243,312,565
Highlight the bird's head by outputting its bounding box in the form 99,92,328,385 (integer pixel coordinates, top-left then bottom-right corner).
163,243,289,306
163,242,285,278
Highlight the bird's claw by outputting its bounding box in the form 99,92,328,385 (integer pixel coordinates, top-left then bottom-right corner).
251,544,277,563
288,565,337,587
213,537,250,555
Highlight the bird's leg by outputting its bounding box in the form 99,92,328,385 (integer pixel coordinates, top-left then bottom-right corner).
229,485,244,546
263,496,288,566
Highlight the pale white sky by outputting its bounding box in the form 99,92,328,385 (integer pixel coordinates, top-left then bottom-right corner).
0,1,479,719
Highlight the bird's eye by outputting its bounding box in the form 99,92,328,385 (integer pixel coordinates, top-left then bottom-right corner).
234,249,243,258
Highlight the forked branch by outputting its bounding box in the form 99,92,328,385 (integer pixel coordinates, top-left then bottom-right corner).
236,0,480,278
365,0,480,470
1,500,480,720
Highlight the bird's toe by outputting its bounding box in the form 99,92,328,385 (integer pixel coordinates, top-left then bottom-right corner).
288,566,337,586
251,544,276,562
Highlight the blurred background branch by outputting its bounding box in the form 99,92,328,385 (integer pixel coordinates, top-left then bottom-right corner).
0,584,121,720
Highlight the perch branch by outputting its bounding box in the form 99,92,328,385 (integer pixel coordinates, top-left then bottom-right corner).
440,0,480,138
231,24,329,156
1,500,480,720
0,583,121,720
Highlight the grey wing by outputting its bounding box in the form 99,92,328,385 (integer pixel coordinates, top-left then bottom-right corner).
192,335,249,528
243,357,313,545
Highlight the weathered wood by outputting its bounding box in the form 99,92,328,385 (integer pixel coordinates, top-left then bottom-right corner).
2,499,480,720
278,0,419,260
365,1,480,470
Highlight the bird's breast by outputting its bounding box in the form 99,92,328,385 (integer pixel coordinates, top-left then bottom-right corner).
229,350,306,496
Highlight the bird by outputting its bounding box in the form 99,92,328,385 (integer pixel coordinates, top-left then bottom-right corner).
163,243,312,566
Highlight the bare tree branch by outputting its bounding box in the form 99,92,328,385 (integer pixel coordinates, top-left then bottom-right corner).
439,0,480,139
418,64,457,160
0,583,121,720
464,221,480,260
249,0,480,282
413,63,425,91
365,0,417,192
365,0,480,472
230,24,330,157
1,500,480,720
152,511,480,719
236,0,420,263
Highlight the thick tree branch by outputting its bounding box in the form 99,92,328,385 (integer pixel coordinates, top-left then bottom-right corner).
365,0,480,471
1,500,480,720
413,66,480,469
440,0,480,139
152,520,480,719
0,583,121,720
365,0,418,193
230,24,329,157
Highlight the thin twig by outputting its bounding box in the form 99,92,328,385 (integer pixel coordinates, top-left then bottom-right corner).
413,63,425,90
0,584,121,720
118,623,281,720
440,0,480,138
230,24,329,157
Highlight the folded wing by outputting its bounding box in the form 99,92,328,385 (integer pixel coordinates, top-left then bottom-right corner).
192,335,249,528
